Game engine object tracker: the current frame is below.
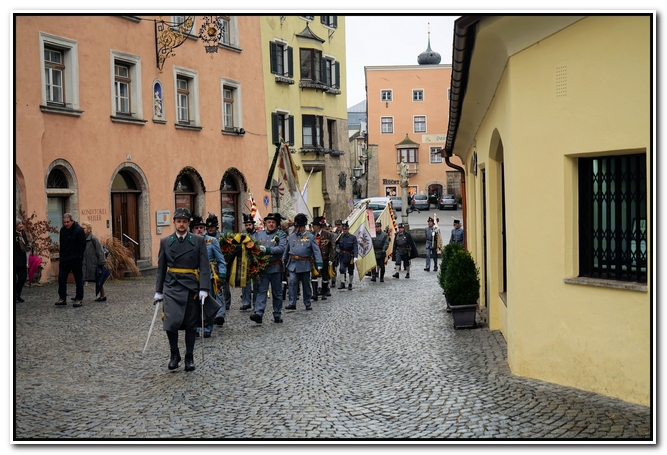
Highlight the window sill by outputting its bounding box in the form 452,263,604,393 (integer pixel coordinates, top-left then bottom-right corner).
325,88,342,95
275,75,295,85
40,105,84,117
111,115,147,125
153,118,167,124
175,123,203,131
563,277,647,292
221,128,245,136
299,81,329,91
219,43,242,53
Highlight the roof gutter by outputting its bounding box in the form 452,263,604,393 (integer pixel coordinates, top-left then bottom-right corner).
444,15,481,250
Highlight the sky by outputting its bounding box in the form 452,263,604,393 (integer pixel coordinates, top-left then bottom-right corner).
345,14,458,108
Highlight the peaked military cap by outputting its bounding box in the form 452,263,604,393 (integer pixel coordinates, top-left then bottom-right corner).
173,207,191,220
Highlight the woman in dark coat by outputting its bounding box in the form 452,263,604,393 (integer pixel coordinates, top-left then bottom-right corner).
81,222,107,301
14,218,30,303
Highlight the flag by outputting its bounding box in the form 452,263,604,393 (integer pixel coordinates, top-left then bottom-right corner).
248,192,264,230
433,212,443,253
375,205,395,265
346,201,376,279
273,140,310,222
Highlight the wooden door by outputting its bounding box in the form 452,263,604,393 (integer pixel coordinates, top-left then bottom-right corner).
112,193,140,258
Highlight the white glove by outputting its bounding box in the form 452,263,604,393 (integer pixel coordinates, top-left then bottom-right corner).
353,257,359,263
153,292,163,301
259,245,267,252
198,290,208,302
317,267,323,273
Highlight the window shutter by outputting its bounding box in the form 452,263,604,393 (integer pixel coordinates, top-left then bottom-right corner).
269,41,277,75
271,113,279,145
320,16,326,25
332,16,338,28
321,58,327,85
334,62,340,88
287,46,293,78
288,115,295,146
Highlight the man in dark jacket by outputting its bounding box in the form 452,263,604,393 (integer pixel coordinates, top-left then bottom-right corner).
371,221,389,282
335,221,358,290
55,213,87,307
154,207,211,372
310,216,334,300
392,223,418,279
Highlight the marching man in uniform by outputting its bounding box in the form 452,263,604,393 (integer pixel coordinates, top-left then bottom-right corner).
282,213,323,311
154,208,211,372
424,217,440,272
392,223,418,279
450,219,465,246
310,216,334,301
335,221,358,290
371,221,389,282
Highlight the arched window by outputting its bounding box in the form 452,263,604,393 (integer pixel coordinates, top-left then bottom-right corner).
174,174,197,212
220,175,238,233
47,169,68,189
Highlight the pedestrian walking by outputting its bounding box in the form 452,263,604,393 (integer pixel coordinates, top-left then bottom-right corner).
14,218,30,303
80,221,108,302
250,212,287,324
392,223,418,279
450,219,465,246
240,214,259,311
424,217,440,272
371,221,389,282
310,216,334,301
191,215,226,338
55,213,86,307
282,213,322,311
335,221,358,290
206,213,231,317
154,207,211,372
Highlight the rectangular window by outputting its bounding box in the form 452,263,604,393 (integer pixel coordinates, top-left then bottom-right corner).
321,16,337,28
223,87,233,129
398,148,418,163
271,112,294,145
302,115,323,147
381,117,393,134
327,119,336,149
381,90,392,102
114,63,131,114
177,76,190,123
172,16,194,34
44,48,64,104
430,147,443,164
414,115,426,133
413,89,424,101
219,16,230,45
300,48,322,82
270,41,293,78
578,153,647,282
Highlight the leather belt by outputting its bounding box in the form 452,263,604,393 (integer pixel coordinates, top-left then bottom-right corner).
289,254,310,261
340,250,352,254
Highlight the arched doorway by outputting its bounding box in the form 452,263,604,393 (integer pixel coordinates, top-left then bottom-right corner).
111,170,141,260
220,168,248,234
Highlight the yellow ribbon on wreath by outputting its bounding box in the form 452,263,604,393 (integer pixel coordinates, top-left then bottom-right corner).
228,233,252,288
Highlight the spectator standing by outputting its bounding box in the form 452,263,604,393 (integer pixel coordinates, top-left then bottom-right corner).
55,213,86,307
81,221,107,302
14,218,30,303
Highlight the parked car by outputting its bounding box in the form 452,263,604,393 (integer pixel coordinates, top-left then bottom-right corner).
410,194,430,211
354,197,390,220
438,194,458,210
389,196,402,211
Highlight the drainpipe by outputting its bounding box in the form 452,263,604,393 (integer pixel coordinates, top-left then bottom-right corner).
445,155,467,251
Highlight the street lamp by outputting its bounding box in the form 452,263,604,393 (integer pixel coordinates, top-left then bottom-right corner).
351,166,363,199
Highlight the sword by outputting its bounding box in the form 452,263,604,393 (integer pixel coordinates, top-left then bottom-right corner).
142,299,162,354
201,296,205,364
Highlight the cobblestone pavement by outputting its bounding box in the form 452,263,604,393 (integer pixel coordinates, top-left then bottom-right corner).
13,266,652,441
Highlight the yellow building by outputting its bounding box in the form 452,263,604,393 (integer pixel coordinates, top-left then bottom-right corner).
445,15,652,406
259,15,350,223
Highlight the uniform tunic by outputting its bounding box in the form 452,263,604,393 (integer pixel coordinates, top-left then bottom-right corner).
450,226,465,246
336,233,358,274
253,228,288,317
155,232,211,332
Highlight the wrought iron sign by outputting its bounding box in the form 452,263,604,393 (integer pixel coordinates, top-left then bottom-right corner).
198,16,223,54
155,16,195,72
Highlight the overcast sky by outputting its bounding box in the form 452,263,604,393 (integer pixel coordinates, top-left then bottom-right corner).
345,14,458,108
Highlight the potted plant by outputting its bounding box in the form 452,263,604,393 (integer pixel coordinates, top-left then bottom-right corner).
100,236,141,279
19,209,58,284
442,248,480,329
438,242,464,311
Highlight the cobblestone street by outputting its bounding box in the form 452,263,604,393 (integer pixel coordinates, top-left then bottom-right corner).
13,265,652,441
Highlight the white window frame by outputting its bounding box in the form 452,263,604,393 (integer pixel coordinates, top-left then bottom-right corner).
430,146,443,164
273,39,290,77
381,89,392,102
321,16,337,29
274,109,292,145
173,67,200,127
220,77,242,132
381,116,393,134
413,89,424,101
414,115,427,133
110,50,143,119
39,32,79,110
323,54,337,87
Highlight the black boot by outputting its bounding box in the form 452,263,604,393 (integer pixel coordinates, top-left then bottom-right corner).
321,283,328,300
311,283,318,301
184,354,195,372
168,349,181,370
380,269,385,282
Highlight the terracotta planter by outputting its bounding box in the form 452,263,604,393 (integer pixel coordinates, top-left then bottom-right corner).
450,304,478,329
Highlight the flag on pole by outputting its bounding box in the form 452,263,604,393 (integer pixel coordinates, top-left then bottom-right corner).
273,140,311,222
375,205,395,266
433,212,443,253
346,201,376,279
248,192,264,230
